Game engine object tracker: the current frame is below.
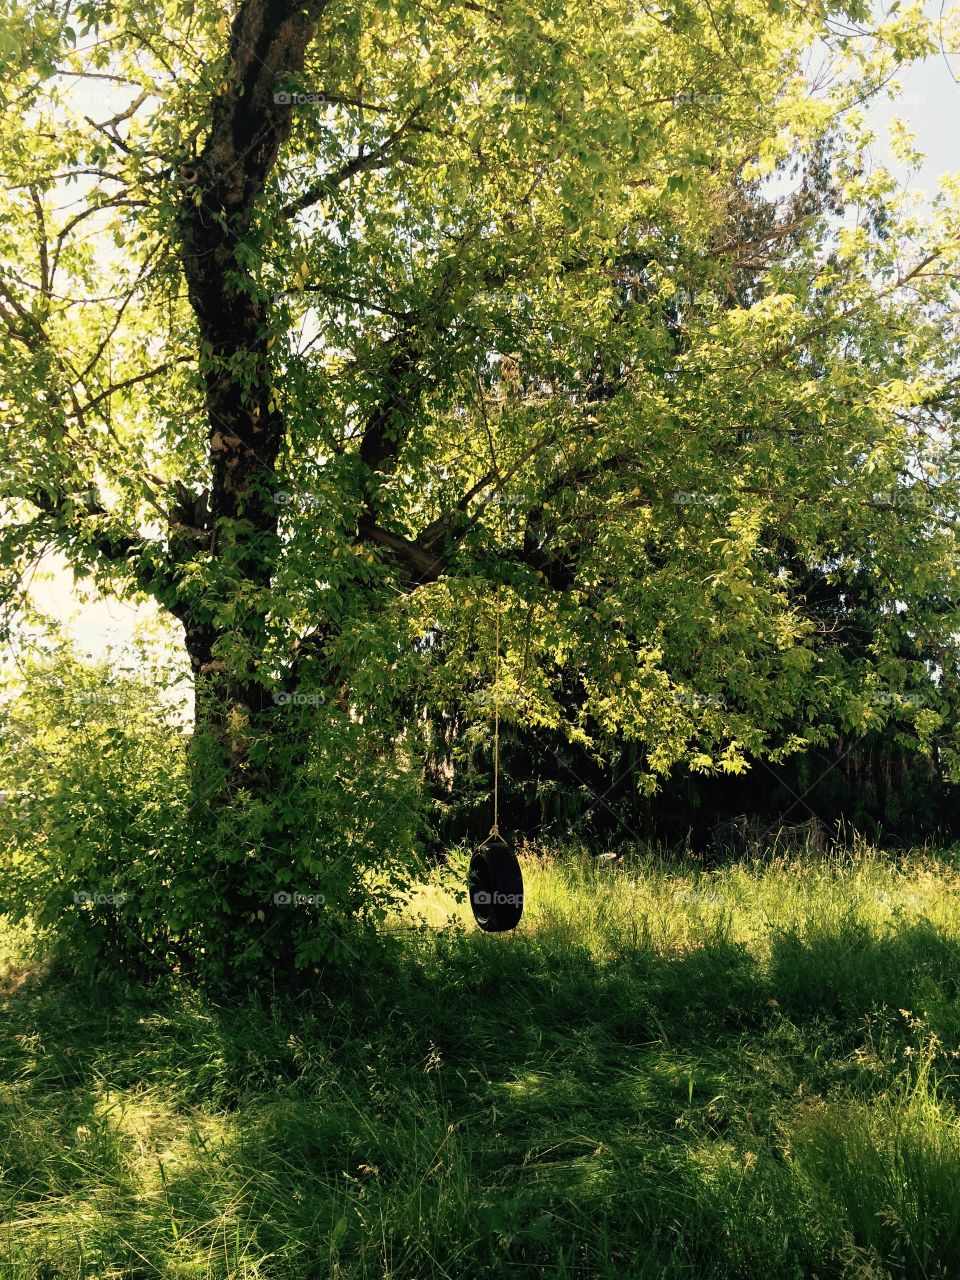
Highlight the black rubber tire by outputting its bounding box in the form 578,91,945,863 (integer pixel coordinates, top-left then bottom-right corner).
469,841,524,932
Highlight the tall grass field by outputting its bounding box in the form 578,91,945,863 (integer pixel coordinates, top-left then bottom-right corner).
4,844,960,1278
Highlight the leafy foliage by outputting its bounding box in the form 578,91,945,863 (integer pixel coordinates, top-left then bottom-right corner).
0,645,425,985
1,0,959,977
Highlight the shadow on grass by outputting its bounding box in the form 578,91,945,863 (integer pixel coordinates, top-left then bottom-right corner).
3,899,960,1277
769,912,960,1023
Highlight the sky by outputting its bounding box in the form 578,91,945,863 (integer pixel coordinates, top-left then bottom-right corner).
867,30,960,190
27,554,163,658
11,23,960,681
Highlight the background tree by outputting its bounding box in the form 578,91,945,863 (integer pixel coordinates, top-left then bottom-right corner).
1,0,959,980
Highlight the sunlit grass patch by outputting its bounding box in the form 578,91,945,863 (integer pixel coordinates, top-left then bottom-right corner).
787,1041,960,1275
3,846,960,1276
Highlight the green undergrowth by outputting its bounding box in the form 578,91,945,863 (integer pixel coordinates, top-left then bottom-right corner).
3,845,960,1278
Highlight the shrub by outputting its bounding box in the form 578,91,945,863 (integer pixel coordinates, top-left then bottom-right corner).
0,643,427,989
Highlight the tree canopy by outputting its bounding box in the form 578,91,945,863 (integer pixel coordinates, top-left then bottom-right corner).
2,0,960,976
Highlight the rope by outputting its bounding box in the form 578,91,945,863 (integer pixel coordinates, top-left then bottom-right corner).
475,587,504,849
490,589,501,841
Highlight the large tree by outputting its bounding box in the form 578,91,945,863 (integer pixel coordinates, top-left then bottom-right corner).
2,0,959,976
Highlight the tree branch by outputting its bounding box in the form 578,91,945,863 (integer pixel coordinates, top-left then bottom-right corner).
281,109,423,218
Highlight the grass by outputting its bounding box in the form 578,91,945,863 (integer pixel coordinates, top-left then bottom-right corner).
3,843,960,1277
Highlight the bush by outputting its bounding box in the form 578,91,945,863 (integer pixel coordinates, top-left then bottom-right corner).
0,644,191,984
0,643,428,990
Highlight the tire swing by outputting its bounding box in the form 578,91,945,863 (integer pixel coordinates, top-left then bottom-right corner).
469,591,524,932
